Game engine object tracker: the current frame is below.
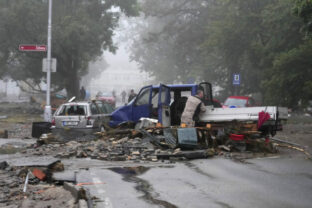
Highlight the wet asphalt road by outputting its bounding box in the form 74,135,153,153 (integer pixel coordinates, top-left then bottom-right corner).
73,156,312,208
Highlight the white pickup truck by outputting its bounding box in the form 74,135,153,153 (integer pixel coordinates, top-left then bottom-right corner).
199,106,288,136
200,106,288,122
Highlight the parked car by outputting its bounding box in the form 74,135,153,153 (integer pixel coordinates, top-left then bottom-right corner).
223,96,256,108
96,92,116,107
51,100,113,133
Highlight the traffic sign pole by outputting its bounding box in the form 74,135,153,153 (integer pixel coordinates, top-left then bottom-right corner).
44,0,53,122
232,73,240,96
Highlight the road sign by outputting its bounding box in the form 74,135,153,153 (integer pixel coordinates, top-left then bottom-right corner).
42,58,57,72
19,44,47,52
233,73,240,85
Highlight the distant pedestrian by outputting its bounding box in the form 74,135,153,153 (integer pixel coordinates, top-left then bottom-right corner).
121,90,127,103
181,89,206,127
112,90,116,98
80,86,86,100
128,89,137,103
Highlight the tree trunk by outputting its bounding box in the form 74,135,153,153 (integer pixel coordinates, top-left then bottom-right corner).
65,59,80,98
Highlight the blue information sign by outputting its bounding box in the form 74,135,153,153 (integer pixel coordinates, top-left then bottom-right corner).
233,74,240,85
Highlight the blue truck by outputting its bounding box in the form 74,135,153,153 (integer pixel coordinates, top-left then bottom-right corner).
108,81,288,137
109,82,213,127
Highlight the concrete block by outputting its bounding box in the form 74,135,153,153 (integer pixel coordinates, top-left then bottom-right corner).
63,182,80,201
78,199,88,208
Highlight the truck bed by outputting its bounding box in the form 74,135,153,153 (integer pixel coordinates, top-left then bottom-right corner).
199,106,288,123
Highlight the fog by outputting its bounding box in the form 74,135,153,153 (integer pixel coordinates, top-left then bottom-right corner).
81,15,153,101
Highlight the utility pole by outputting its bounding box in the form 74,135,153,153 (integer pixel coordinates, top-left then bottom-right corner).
44,0,52,122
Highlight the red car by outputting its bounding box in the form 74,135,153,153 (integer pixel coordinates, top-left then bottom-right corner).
212,99,222,108
96,92,116,107
223,96,256,108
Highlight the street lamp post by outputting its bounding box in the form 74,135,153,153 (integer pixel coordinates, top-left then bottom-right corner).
44,0,52,122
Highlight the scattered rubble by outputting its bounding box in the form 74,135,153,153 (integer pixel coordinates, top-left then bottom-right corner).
0,102,311,207
0,159,80,208
21,124,281,163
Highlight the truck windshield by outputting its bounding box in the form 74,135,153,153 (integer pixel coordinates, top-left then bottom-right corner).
135,88,151,105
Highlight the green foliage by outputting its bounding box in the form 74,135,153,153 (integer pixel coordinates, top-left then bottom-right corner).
200,0,272,96
130,0,212,84
130,0,311,108
294,0,312,23
0,0,138,96
263,41,312,108
293,0,312,36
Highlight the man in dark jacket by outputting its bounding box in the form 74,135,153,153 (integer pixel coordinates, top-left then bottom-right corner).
128,89,137,103
121,90,127,103
80,86,86,100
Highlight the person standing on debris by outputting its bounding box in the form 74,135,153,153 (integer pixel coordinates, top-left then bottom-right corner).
80,86,86,100
121,90,127,103
181,89,206,127
128,89,137,103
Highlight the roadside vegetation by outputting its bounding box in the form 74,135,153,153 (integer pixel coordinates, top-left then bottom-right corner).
128,0,312,110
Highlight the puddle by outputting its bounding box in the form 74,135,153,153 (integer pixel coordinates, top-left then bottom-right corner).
110,166,178,208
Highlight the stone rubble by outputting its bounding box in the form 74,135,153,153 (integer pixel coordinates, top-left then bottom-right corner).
22,124,279,163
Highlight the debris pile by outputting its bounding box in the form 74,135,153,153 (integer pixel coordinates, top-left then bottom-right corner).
24,123,280,162
0,159,79,208
28,136,199,162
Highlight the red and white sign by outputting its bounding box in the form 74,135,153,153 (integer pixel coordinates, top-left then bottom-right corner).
19,44,47,52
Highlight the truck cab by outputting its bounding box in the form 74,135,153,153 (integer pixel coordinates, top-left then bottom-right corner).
109,82,213,127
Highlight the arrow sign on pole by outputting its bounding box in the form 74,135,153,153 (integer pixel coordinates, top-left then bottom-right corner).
19,45,47,52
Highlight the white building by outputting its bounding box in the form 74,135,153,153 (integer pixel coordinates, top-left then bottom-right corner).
83,46,153,99
0,78,23,102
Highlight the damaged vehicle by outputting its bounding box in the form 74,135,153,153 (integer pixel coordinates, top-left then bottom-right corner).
51,100,113,134
109,82,288,136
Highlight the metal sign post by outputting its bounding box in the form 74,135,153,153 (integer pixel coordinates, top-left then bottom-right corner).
233,73,240,96
44,0,53,122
